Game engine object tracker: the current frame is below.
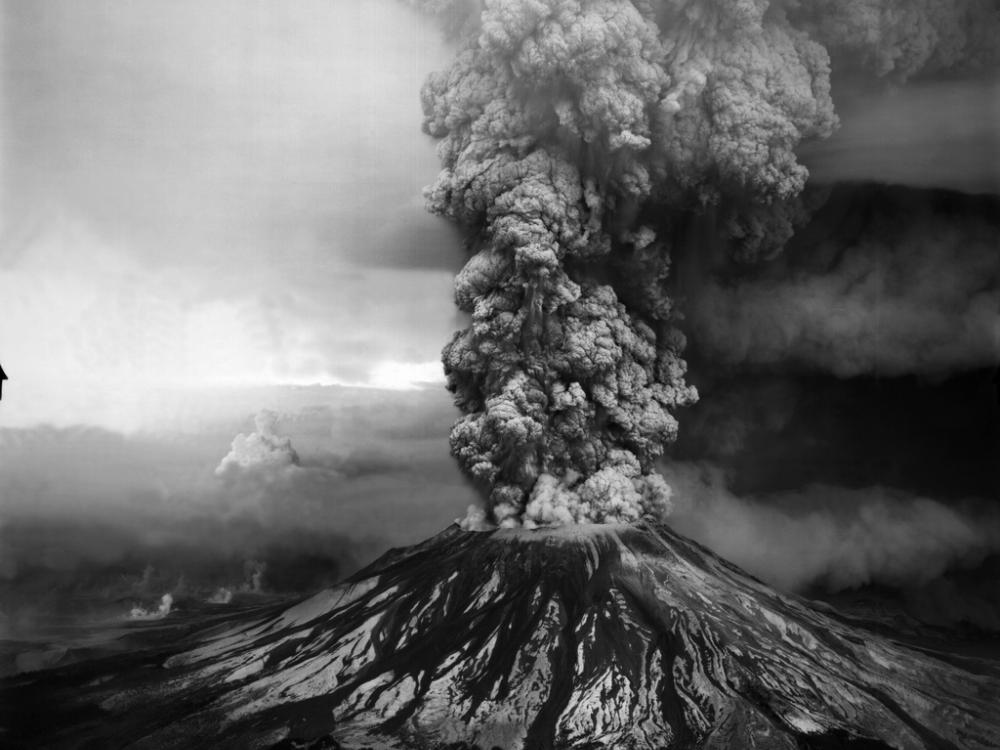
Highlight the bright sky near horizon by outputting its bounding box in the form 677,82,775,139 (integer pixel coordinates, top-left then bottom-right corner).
0,0,461,431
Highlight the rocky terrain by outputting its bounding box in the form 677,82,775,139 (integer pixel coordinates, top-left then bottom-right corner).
4,522,1000,749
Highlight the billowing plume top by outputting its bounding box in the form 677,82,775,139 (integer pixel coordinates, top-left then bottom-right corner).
415,0,840,527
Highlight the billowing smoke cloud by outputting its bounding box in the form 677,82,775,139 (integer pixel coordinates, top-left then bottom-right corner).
415,0,855,526
686,206,1000,377
215,410,300,475
663,461,1000,593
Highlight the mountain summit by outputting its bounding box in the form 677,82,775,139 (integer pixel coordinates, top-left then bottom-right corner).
6,522,1000,749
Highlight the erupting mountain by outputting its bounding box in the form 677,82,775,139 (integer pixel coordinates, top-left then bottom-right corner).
7,522,1000,749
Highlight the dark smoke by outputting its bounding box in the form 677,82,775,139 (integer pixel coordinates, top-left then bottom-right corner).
415,0,998,528
414,0,849,526
669,368,1000,500
413,1,999,618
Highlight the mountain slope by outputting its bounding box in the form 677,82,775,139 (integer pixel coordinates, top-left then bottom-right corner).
5,522,1000,749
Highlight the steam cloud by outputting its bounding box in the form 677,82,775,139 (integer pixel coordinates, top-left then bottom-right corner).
687,208,1000,377
215,410,300,475
129,593,174,621
663,462,1000,593
415,0,998,527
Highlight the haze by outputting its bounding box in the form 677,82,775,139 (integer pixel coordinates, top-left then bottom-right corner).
1,0,460,431
0,0,477,629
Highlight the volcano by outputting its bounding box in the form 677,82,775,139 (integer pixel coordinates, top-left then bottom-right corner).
5,522,1000,749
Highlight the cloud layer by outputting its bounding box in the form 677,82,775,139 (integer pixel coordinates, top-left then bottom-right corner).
663,461,1000,594
686,204,1000,377
0,386,473,637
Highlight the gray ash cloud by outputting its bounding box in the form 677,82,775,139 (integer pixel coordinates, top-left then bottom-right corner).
413,0,999,536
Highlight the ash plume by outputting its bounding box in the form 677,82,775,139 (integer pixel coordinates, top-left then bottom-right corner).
416,0,843,526
416,0,1000,532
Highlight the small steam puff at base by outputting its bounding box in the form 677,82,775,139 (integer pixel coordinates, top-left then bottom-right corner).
128,593,173,621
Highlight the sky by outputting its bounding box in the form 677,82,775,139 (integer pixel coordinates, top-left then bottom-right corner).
0,0,463,432
0,0,484,623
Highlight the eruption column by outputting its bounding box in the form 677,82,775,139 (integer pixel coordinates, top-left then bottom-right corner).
417,0,838,526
